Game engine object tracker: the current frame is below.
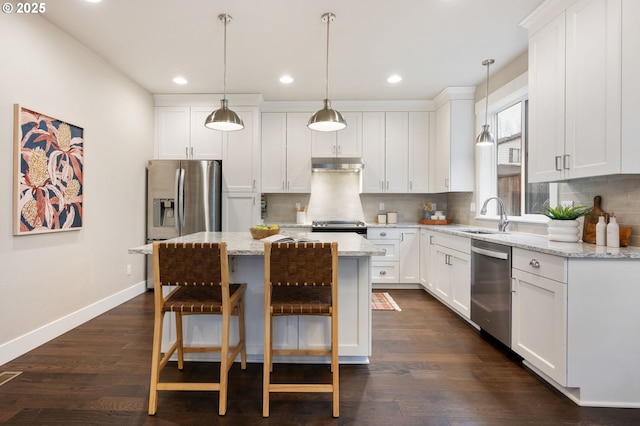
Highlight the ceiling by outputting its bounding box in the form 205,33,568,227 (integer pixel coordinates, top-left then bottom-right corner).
43,0,544,102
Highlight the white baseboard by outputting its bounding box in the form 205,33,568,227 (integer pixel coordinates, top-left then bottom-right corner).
0,281,147,366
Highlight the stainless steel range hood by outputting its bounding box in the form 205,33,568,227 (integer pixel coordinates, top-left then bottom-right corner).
311,157,364,172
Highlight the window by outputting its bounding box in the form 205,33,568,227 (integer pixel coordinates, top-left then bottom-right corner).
476,78,556,222
496,100,549,216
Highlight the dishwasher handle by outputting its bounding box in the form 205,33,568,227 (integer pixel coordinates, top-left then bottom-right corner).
471,246,509,260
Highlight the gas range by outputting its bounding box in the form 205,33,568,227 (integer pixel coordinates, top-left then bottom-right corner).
311,220,367,234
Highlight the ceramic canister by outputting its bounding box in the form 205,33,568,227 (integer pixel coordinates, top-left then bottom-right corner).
387,212,397,223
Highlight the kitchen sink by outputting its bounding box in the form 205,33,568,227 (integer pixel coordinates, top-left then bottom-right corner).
457,229,502,235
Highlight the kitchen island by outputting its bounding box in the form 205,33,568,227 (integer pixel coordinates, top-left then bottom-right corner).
129,231,385,364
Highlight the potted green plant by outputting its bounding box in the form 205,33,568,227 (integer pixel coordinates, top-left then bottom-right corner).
539,204,591,242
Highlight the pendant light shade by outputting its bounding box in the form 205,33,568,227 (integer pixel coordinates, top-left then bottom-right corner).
205,14,244,132
476,59,495,146
308,13,347,132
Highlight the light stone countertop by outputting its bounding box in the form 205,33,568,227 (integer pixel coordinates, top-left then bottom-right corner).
128,231,385,257
420,224,640,259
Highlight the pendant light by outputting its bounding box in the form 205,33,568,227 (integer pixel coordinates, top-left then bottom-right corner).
308,12,347,132
476,59,495,146
205,14,244,132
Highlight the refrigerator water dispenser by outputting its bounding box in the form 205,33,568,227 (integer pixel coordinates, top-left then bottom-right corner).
153,198,175,227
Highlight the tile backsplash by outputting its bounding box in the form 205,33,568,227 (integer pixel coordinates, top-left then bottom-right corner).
264,173,640,247
447,174,640,247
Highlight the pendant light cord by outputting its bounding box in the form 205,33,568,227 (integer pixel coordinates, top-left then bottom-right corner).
218,14,229,102
484,61,490,127
323,13,333,100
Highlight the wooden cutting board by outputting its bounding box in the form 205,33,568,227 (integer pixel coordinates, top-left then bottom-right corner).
582,195,608,243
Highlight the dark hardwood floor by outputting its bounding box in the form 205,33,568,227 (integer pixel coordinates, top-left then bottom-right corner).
1,289,638,425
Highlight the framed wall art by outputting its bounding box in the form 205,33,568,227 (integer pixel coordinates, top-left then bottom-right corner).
13,104,84,235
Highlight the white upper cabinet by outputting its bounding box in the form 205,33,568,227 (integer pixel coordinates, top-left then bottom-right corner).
261,113,312,193
430,88,475,193
222,107,260,192
527,13,567,182
362,112,387,193
155,106,223,160
361,111,430,193
384,112,409,193
620,0,640,171
408,111,431,193
311,112,363,158
525,0,639,182
564,0,621,178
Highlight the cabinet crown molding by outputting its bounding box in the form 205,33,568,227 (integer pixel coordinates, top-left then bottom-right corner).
154,93,264,107
433,87,476,109
520,0,576,34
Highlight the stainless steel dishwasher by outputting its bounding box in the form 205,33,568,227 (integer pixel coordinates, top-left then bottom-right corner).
470,239,512,347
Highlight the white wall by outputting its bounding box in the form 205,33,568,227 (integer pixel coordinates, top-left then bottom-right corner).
0,15,153,364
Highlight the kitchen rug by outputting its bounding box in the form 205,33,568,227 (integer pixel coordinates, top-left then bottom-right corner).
371,292,401,311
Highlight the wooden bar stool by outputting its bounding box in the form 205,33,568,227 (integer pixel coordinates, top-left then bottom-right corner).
262,241,339,417
148,242,246,416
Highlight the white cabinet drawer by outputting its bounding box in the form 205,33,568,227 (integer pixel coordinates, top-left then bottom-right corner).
513,248,567,283
432,232,470,254
372,262,399,283
367,228,402,240
370,240,399,261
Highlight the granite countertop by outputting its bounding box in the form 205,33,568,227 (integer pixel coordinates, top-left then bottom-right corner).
128,231,385,257
421,224,640,259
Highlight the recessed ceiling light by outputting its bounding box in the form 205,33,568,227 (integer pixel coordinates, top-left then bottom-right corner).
279,75,294,84
85,0,102,3
172,76,188,85
387,74,402,84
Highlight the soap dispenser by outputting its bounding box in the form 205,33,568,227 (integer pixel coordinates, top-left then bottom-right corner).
596,215,606,246
606,213,620,248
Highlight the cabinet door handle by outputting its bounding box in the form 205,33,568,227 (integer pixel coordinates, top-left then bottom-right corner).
409,181,413,191
445,178,449,188
386,181,390,190
332,145,336,155
287,181,290,190
253,179,256,191
379,270,387,276
529,259,540,268
511,277,517,293
282,181,285,190
185,147,189,159
337,145,341,156
563,154,570,170
555,156,562,171
380,232,387,237
190,147,194,158
429,235,434,245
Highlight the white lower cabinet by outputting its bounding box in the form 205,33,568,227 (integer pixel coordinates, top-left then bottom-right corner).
424,232,471,318
222,192,261,232
419,229,433,291
368,227,419,288
511,248,568,386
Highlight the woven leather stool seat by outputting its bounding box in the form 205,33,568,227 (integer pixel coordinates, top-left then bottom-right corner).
163,285,245,314
271,286,332,315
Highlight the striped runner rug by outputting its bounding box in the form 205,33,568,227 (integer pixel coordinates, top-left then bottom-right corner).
371,292,402,311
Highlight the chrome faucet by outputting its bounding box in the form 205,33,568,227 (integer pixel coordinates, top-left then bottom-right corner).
481,196,510,232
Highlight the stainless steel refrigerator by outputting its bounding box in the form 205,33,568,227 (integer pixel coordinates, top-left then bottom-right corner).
146,159,222,287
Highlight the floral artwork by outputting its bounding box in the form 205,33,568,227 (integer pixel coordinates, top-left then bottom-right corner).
13,105,84,235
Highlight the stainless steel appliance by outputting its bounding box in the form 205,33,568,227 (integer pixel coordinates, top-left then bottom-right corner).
311,220,367,235
146,159,222,287
470,239,512,347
